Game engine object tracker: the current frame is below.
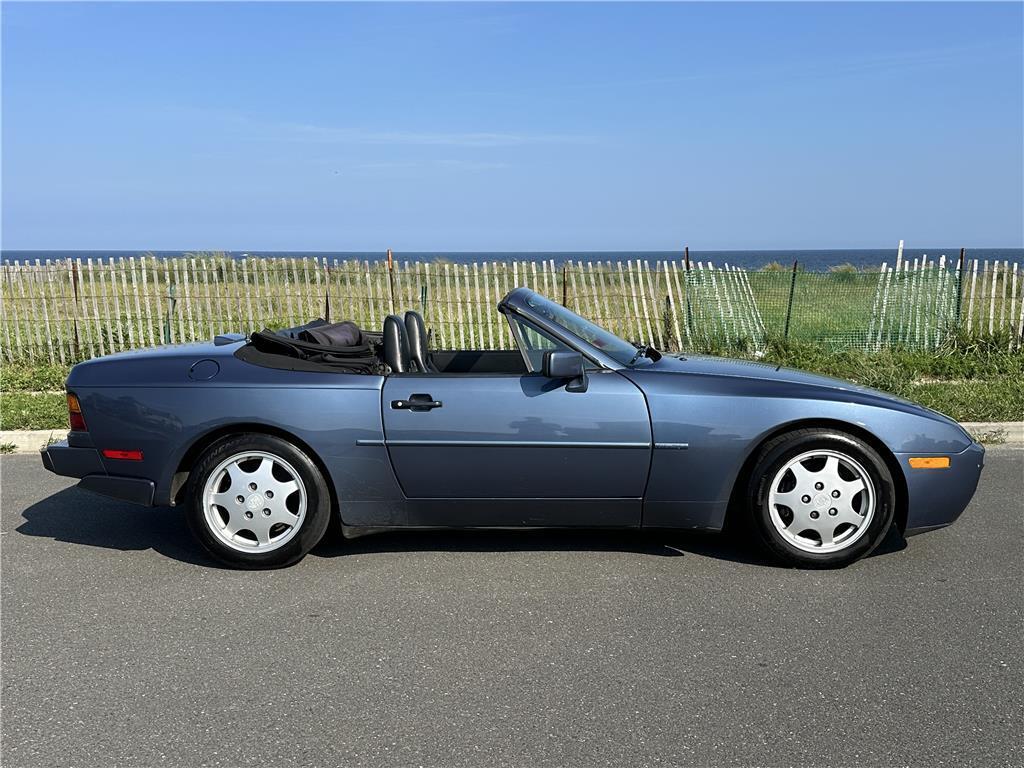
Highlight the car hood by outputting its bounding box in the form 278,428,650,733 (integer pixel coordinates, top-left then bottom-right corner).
639,353,947,417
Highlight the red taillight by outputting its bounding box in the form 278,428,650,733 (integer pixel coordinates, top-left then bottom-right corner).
67,394,87,432
102,449,144,461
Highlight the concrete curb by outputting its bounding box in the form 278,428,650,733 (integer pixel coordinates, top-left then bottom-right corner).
1,430,69,454
960,421,1024,443
3,422,1023,456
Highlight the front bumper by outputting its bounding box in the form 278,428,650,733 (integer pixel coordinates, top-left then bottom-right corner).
41,441,155,506
900,441,985,534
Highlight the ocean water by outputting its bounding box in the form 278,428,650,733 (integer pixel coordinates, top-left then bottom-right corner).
2,248,1021,271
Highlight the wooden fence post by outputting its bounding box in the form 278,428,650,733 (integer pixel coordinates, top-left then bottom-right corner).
1,265,14,361
121,257,135,349
966,259,978,333
955,247,965,327
783,260,799,340
663,261,682,352
473,262,484,350
874,264,892,349
1009,263,1019,350
988,260,998,335
443,263,455,348
130,257,144,348
200,257,214,339
323,257,331,321
8,264,26,360
867,263,886,345
1015,265,1024,350
69,257,82,358
683,247,694,342
282,258,295,326
453,263,467,349
636,260,655,346
386,248,396,315
998,260,1009,332
300,257,313,322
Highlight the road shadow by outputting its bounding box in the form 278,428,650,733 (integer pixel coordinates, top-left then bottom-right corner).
313,524,906,566
871,525,910,558
16,486,906,568
16,486,220,568
314,527,701,560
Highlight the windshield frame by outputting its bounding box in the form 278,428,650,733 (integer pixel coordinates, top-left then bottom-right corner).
499,288,653,370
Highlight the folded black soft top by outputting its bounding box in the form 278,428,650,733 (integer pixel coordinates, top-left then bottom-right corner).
236,319,386,374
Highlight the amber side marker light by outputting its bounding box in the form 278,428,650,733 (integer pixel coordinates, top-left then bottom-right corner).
67,394,87,432
909,457,951,469
102,449,144,461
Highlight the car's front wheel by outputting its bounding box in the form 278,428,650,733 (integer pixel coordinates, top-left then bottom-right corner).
186,433,332,569
748,428,896,568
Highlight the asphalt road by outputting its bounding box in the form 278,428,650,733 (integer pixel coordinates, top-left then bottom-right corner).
2,450,1021,768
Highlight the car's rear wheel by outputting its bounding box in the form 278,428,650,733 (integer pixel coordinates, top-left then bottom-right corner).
748,428,895,568
186,434,331,569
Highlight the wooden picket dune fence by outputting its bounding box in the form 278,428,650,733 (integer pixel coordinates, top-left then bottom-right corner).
1,254,1022,364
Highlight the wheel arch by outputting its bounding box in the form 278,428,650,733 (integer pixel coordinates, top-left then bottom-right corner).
169,423,340,519
724,418,908,534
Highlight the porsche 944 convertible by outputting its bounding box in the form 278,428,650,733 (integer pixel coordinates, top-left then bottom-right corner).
41,287,984,569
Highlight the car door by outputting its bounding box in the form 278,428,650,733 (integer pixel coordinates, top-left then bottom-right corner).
381,366,652,526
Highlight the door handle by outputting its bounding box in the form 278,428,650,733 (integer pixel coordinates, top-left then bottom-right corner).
391,394,443,412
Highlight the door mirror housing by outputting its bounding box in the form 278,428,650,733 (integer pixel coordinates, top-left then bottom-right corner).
542,351,588,392
543,350,584,379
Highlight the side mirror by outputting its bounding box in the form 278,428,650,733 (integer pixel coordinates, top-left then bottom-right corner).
542,350,588,392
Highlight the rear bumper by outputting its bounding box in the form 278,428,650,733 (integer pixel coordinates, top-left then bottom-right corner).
40,441,155,507
901,441,985,534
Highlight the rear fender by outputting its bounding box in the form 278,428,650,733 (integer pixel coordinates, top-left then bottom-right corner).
72,384,405,524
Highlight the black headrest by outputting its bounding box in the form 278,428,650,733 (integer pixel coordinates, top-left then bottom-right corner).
404,311,429,372
382,315,409,373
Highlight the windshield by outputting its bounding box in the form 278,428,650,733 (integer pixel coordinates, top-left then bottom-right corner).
520,292,649,366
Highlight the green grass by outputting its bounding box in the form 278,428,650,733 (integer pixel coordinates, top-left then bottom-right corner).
905,381,1023,422
754,335,1024,383
0,442,16,454
1,392,67,430
1,362,68,392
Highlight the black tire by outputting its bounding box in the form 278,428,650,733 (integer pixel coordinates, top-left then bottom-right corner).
747,428,895,568
185,433,332,569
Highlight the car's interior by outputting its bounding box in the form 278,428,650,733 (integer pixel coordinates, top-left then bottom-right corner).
238,309,540,376
383,311,528,375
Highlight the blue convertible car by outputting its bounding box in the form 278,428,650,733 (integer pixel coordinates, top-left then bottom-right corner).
42,288,984,569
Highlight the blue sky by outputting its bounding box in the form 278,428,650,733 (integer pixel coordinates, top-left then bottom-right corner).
2,1,1022,251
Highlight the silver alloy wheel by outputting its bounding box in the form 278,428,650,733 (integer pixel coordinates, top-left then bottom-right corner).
202,451,307,553
767,449,876,554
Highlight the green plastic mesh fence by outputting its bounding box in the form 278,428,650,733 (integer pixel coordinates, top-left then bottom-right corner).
684,265,962,352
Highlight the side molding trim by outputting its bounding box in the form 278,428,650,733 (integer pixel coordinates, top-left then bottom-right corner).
359,439,651,449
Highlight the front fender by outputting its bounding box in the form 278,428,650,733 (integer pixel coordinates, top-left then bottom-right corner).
627,370,976,530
